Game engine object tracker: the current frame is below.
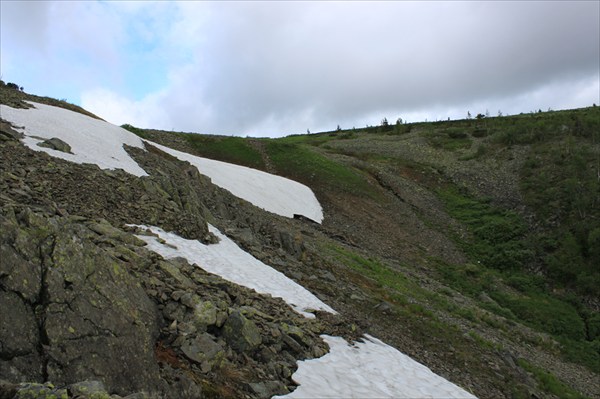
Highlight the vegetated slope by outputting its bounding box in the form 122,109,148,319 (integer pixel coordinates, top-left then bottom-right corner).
1,81,597,397
1,87,476,398
0,89,356,398
127,106,600,398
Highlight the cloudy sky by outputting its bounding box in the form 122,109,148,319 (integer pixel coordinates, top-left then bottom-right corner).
1,1,598,137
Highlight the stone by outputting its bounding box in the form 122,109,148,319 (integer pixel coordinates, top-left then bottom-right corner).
0,209,162,396
226,227,258,246
0,120,24,141
191,300,218,329
159,261,195,289
223,310,262,352
13,382,68,399
68,380,110,399
321,270,337,282
280,323,306,346
374,301,393,314
282,334,304,354
180,333,224,371
37,137,72,153
248,381,288,398
278,231,304,258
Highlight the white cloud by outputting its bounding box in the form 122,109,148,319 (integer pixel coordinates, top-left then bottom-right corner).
80,87,167,129
3,1,599,136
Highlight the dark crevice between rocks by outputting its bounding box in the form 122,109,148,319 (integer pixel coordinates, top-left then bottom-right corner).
0,349,31,362
34,234,56,382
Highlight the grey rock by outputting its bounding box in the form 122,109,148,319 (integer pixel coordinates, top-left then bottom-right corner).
223,310,262,352
0,209,162,396
282,333,304,354
227,227,259,247
13,382,68,399
321,270,337,282
191,299,218,329
37,137,73,153
68,380,109,398
248,381,288,398
374,301,393,314
278,231,304,258
180,333,224,372
0,120,24,141
0,379,19,398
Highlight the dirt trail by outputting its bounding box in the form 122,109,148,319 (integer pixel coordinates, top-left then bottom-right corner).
247,139,276,173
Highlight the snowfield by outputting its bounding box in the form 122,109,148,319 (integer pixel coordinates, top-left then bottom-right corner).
137,224,476,398
275,335,476,399
1,100,477,398
145,140,324,223
134,224,336,318
0,101,323,222
0,102,148,176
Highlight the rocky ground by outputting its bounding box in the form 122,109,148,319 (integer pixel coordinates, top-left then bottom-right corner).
136,127,599,398
1,91,597,399
0,124,363,398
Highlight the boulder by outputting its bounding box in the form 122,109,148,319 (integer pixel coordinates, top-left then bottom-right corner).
0,209,162,396
180,333,224,372
223,310,262,352
248,381,288,398
68,380,110,399
37,137,72,153
0,119,24,141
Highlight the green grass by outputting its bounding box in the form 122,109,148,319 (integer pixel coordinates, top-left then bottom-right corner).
121,124,265,170
121,124,150,139
490,291,586,340
329,245,422,307
517,359,589,399
424,128,473,151
519,133,600,296
277,132,338,146
437,187,532,271
266,141,378,198
436,258,599,373
434,187,599,372
183,134,265,169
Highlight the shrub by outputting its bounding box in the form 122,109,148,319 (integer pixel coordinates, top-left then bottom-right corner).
6,82,20,90
446,128,468,139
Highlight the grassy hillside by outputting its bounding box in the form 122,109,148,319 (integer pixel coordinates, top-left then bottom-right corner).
124,106,599,396
5,81,596,397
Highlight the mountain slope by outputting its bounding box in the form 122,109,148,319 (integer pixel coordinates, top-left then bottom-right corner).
1,84,598,398
126,105,600,398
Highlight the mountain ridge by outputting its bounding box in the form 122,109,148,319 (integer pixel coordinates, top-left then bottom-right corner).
1,83,598,398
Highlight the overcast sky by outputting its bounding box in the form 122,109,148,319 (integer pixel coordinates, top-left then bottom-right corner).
1,1,599,137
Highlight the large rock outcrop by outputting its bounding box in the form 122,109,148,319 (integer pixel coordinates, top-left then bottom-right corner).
0,208,162,395
0,123,361,398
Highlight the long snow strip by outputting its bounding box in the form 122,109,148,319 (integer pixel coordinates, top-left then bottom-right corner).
0,101,323,222
275,334,477,399
135,224,336,318
0,102,148,177
144,140,324,223
138,225,476,398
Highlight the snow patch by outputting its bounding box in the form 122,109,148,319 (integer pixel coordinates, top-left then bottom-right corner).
3,101,476,397
0,102,148,176
134,224,335,318
0,101,323,222
275,334,477,399
144,140,324,223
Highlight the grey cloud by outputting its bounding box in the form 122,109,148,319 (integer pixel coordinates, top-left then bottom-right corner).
145,1,598,135
0,1,51,55
4,1,597,136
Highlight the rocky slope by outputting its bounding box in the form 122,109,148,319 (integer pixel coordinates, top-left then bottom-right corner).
0,118,365,398
1,86,598,398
